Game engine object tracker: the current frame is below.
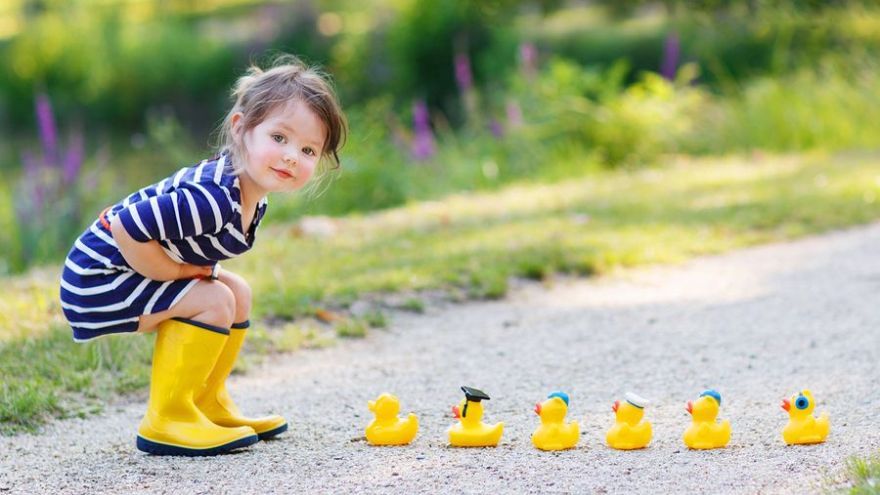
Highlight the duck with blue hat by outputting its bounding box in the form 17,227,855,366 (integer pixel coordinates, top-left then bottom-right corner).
683,389,731,449
532,391,580,451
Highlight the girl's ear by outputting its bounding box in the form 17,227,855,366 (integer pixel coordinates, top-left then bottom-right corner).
230,112,244,139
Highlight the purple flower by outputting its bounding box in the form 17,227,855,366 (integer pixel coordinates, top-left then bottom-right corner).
519,42,538,80
488,119,503,138
411,99,435,160
62,127,84,186
35,93,58,161
661,32,680,81
18,152,44,217
506,100,523,128
454,52,473,93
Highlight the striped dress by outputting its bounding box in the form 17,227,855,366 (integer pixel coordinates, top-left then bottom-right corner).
60,153,268,342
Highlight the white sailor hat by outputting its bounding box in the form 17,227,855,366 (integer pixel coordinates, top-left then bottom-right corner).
624,392,650,409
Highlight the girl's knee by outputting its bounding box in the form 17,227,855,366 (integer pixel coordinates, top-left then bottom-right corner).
218,273,252,322
195,281,236,328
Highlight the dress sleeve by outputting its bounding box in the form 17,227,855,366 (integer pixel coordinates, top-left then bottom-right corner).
115,182,235,242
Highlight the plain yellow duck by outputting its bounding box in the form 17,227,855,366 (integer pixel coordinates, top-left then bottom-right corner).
781,389,830,445
606,392,652,450
532,392,579,451
365,393,419,446
683,389,731,449
448,386,504,447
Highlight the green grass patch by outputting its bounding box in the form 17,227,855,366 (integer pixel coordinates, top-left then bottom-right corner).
400,298,426,313
838,455,880,494
335,318,369,339
362,310,389,329
3,150,880,433
234,150,880,320
0,325,153,435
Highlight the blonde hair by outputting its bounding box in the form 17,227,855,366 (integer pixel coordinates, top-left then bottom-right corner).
215,54,347,186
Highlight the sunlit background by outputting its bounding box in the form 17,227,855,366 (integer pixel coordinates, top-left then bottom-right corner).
1,0,880,274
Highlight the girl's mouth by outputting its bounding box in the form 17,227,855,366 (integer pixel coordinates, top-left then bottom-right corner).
271,168,295,180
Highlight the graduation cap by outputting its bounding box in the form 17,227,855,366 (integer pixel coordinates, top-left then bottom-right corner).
460,386,490,418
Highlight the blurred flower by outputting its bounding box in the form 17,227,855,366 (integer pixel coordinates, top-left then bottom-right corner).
519,42,538,80
411,99,435,160
506,100,524,128
63,128,84,186
661,32,680,81
19,150,44,216
13,92,88,268
489,118,503,138
454,51,473,93
35,93,58,160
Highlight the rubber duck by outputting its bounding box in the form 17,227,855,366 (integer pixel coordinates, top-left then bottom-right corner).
781,389,830,445
531,391,580,451
365,393,419,446
606,392,652,450
683,389,731,449
448,386,504,447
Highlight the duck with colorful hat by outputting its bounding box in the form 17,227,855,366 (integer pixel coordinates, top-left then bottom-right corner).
683,389,731,450
532,391,580,451
606,392,652,450
781,389,830,445
448,386,504,447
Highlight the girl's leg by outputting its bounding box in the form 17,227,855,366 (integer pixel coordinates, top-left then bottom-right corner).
136,280,235,333
134,280,257,456
214,269,252,324
195,269,288,440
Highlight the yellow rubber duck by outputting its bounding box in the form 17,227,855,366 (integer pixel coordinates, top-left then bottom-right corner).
683,389,731,449
448,386,504,447
781,389,830,445
365,393,419,446
532,392,579,451
606,392,652,450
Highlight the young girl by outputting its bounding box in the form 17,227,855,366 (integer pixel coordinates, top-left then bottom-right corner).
59,54,347,456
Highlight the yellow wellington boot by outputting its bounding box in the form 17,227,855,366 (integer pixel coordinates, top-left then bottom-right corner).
195,320,288,440
137,318,259,456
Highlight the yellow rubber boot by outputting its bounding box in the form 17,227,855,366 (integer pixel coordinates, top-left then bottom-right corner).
137,318,259,456
195,321,288,440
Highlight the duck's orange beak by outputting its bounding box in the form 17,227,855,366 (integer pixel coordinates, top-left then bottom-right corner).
534,403,542,415
452,405,461,419
612,400,619,413
781,398,791,412
686,401,693,415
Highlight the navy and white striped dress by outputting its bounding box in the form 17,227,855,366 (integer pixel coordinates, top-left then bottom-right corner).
60,153,268,342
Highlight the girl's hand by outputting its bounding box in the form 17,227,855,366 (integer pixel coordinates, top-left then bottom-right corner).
177,263,213,280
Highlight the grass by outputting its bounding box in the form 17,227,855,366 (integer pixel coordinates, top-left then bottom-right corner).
832,455,880,494
2,150,880,434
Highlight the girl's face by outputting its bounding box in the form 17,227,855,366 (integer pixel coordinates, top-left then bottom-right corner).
233,100,326,197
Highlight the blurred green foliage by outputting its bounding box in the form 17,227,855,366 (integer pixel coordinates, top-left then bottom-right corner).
2,0,880,273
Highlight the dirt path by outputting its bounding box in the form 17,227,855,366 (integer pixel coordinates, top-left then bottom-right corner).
2,224,879,494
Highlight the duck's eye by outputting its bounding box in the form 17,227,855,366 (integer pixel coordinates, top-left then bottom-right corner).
795,396,809,409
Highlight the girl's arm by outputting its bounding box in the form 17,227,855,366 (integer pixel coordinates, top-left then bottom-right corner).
110,216,212,281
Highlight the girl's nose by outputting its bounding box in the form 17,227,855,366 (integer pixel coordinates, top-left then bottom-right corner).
283,149,299,166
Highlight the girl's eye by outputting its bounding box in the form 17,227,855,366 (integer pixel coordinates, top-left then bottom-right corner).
303,147,316,157
272,134,285,143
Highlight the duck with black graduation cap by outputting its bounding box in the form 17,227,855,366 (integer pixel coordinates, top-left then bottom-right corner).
448,386,504,447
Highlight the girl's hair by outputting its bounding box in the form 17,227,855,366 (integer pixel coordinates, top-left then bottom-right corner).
215,54,347,185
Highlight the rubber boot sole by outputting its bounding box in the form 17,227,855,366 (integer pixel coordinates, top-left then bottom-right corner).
257,422,288,440
136,433,259,456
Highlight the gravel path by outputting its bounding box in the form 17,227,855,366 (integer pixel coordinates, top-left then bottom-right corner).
3,224,880,494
